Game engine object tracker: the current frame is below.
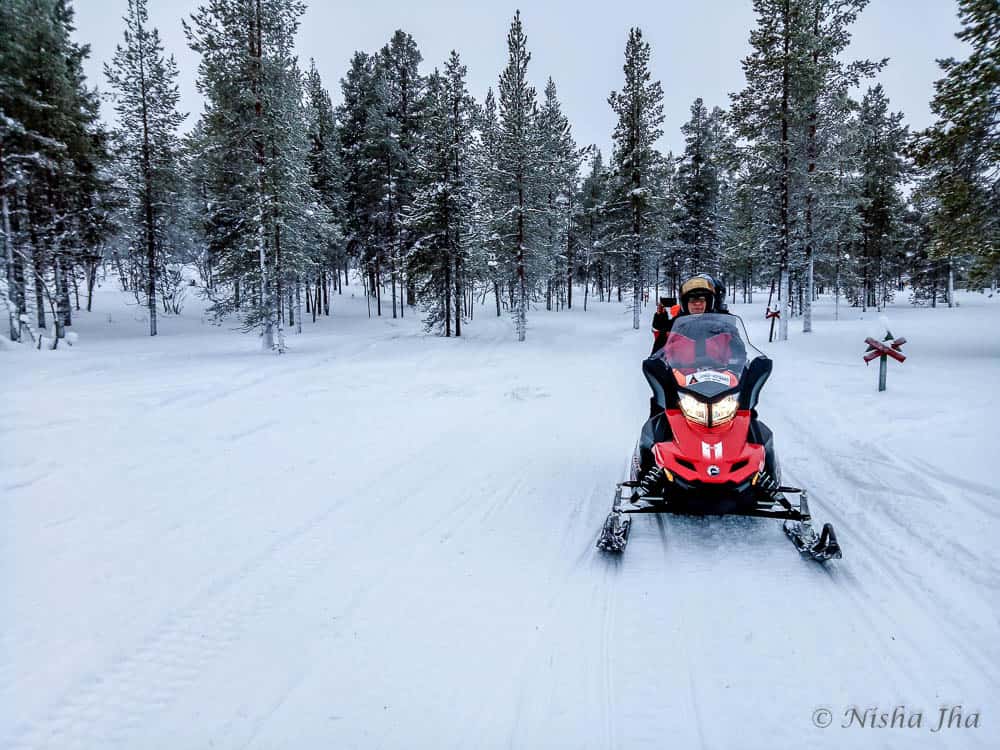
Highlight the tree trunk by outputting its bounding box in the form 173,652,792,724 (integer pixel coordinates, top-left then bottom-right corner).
779,268,790,341
252,0,273,351
28,224,46,330
52,254,66,339
391,254,397,319
947,257,954,308
71,266,81,311
515,178,526,341
454,256,462,337
2,191,20,341
778,0,791,341
295,278,302,333
136,13,158,337
86,258,97,312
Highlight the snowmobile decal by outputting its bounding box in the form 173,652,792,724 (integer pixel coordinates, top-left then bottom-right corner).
686,370,732,387
701,441,723,460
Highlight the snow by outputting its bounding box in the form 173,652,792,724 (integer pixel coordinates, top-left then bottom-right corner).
2,285,998,749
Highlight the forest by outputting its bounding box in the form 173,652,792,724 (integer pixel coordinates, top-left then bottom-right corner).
1,0,997,350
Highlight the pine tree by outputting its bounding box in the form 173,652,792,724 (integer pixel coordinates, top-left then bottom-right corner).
853,85,908,311
676,99,726,278
731,0,812,339
608,27,665,330
722,164,770,304
495,10,541,341
1,0,112,345
536,78,581,311
406,52,477,336
575,149,611,309
472,87,506,317
911,0,999,288
105,0,186,336
336,51,381,312
797,0,881,331
731,0,878,337
303,60,344,324
185,0,316,352
375,31,424,318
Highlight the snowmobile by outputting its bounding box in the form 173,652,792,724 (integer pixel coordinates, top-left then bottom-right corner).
597,312,841,563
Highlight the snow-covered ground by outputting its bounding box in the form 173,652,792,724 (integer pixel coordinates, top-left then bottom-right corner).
3,282,998,749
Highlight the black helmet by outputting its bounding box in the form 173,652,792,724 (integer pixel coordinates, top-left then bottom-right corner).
679,274,716,313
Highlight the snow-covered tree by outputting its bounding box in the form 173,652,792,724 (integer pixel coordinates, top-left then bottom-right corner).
471,87,506,317
675,99,726,279
336,52,381,311
406,52,477,336
731,0,879,337
185,0,323,352
303,60,344,324
575,149,611,309
536,79,582,311
851,85,908,311
608,27,665,329
1,0,113,345
375,31,424,318
911,0,999,289
494,10,542,341
105,0,186,336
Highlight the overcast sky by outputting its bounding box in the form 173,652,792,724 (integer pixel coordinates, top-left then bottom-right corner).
73,0,968,158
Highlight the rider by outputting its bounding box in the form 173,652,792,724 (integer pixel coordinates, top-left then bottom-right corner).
651,274,725,355
650,297,678,355
637,274,770,497
646,274,740,416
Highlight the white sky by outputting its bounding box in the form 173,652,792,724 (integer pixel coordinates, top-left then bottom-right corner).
73,0,968,158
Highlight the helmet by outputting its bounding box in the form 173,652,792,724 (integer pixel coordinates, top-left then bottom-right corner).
679,275,717,313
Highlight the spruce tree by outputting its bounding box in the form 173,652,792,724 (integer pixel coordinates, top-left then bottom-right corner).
1,0,112,344
732,0,878,337
676,99,726,279
406,52,476,336
472,87,506,317
731,0,811,339
495,10,541,341
303,60,344,324
911,0,999,288
575,149,611,309
375,31,424,318
185,0,316,352
608,27,664,330
337,52,381,311
853,85,908,311
537,79,581,311
105,0,186,336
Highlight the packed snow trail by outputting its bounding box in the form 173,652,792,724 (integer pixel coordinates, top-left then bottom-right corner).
2,288,997,749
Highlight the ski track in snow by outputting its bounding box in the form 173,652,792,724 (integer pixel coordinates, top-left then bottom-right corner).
3,288,998,749
7,387,524,749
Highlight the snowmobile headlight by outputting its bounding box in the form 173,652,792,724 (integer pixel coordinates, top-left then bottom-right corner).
712,394,739,425
678,393,709,425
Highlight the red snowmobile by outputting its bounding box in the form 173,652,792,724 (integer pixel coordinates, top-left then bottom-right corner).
597,312,841,562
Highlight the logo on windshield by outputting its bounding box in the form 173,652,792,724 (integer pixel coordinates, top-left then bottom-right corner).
686,371,732,387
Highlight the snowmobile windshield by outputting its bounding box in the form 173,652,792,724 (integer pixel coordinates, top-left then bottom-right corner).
659,313,758,397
